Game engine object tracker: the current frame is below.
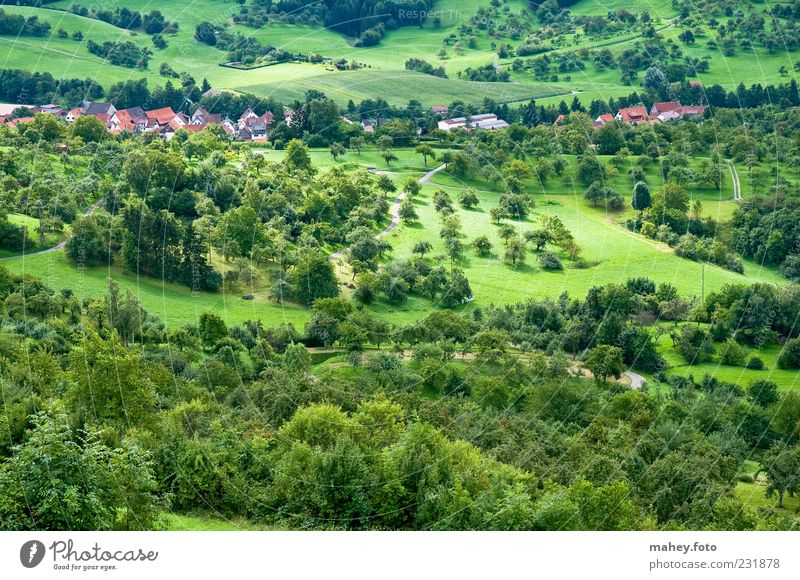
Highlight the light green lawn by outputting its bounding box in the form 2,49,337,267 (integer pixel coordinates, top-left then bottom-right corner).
657,330,800,391
163,512,279,531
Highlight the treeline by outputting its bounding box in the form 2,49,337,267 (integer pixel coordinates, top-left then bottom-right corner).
0,68,102,108
234,0,437,46
68,4,177,34
87,39,151,69
405,58,447,78
0,8,50,36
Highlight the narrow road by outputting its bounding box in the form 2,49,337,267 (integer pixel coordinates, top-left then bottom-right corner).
624,370,646,389
330,163,446,259
0,199,104,261
725,159,742,201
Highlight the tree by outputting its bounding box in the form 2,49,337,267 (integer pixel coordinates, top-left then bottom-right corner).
473,235,493,256
71,115,108,142
441,268,473,307
66,332,158,429
412,241,433,257
349,136,365,154
415,143,436,167
504,236,527,268
399,197,418,223
631,181,651,212
0,409,161,531
576,155,605,185
759,445,800,508
65,210,113,267
777,338,800,369
180,222,221,292
199,311,228,347
330,142,346,160
382,150,398,166
748,380,779,408
291,252,339,304
596,123,624,155
458,188,479,209
677,325,715,364
285,139,314,174
585,345,624,383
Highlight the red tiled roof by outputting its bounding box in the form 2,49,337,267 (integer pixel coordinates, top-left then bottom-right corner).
616,107,648,124
145,107,177,125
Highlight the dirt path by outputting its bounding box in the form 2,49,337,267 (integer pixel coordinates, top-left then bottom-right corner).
330,163,446,259
1,199,104,261
725,159,742,201
624,370,646,389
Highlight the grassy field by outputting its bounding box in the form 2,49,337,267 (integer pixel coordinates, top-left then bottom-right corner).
659,334,800,391
735,460,800,514
2,149,788,336
0,213,67,258
0,0,789,108
163,512,278,531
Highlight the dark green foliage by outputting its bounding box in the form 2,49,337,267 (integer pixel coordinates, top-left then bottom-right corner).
290,252,339,305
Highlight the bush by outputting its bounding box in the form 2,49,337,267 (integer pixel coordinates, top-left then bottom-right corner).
539,251,563,270
745,356,765,370
778,338,800,369
719,339,748,367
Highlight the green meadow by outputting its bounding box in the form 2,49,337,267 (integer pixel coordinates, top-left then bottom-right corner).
0,0,790,108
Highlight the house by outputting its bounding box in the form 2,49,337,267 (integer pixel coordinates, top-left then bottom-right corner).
237,107,259,129
221,117,236,135
84,102,116,117
615,106,649,124
237,113,272,141
431,105,448,116
689,80,703,88
65,108,84,123
35,104,63,116
593,113,614,128
115,107,148,132
468,113,497,124
552,114,567,127
649,101,682,117
474,119,509,130
680,105,707,118
438,117,467,131
145,106,178,126
654,110,682,123
191,107,222,126
361,120,375,133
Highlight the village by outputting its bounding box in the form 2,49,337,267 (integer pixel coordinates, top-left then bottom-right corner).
0,99,279,142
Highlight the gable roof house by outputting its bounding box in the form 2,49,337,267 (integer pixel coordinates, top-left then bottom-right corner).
593,113,614,128
115,107,148,133
615,106,649,124
84,102,116,117
649,101,682,117
65,108,84,123
238,107,259,129
145,107,178,127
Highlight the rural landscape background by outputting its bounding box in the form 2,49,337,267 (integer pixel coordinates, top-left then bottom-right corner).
0,0,800,531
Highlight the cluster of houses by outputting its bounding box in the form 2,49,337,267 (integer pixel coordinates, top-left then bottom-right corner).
437,113,510,132
0,101,281,141
594,101,707,128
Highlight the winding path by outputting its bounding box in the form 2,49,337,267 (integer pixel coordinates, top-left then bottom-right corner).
725,159,742,201
0,199,104,261
330,163,446,259
624,370,646,390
